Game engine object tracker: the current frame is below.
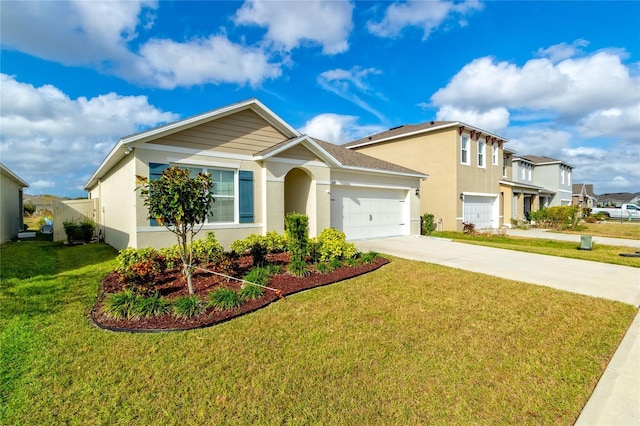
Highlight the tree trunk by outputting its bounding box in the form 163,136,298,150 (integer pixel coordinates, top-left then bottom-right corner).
186,266,194,295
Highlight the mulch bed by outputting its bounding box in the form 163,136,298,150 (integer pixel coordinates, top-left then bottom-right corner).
91,254,389,333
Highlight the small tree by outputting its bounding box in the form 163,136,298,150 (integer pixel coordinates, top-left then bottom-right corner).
136,166,214,295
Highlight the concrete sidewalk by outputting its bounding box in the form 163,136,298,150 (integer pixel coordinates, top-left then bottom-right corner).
505,228,640,249
354,235,640,425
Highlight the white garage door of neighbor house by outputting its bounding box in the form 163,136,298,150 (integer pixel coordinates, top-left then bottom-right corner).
463,195,497,229
330,187,408,240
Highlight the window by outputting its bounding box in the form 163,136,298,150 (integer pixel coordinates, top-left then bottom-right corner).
492,144,498,165
567,169,571,185
461,136,469,165
502,155,507,177
186,167,235,223
521,164,526,180
527,166,532,181
561,169,565,185
478,139,485,167
148,163,254,226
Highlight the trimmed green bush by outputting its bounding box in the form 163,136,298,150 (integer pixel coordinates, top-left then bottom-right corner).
314,228,358,262
421,213,436,235
265,231,287,253
285,213,309,276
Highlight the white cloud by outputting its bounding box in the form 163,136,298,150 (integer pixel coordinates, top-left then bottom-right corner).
234,0,354,54
368,0,483,39
0,74,178,195
318,67,387,122
536,39,589,63
300,114,385,144
577,104,640,139
0,0,282,88
134,36,282,89
0,0,153,67
436,106,510,133
431,49,640,122
503,126,573,159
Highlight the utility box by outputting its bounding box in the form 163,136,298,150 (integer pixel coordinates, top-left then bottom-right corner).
579,235,593,250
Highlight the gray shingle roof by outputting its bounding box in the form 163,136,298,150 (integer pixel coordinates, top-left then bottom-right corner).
343,121,455,148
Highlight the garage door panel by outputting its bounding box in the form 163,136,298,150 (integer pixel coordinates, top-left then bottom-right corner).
331,187,408,240
463,195,497,229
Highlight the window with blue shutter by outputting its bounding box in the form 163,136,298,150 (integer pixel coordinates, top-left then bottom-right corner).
238,170,254,223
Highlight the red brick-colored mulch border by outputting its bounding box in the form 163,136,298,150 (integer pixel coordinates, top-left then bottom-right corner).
91,256,389,333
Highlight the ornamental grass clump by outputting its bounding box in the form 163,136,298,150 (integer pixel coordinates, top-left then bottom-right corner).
102,290,140,320
208,288,243,310
172,295,206,319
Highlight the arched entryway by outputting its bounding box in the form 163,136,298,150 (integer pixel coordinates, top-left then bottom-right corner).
284,168,317,234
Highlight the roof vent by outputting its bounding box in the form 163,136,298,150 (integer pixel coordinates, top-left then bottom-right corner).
430,121,435,125
389,125,404,131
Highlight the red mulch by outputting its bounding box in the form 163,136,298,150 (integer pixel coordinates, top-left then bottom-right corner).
91,253,389,332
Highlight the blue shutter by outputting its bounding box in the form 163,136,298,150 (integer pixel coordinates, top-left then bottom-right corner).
238,170,254,223
149,163,168,226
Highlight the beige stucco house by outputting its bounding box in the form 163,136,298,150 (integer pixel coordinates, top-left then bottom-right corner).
344,122,508,231
84,99,426,250
1,163,29,243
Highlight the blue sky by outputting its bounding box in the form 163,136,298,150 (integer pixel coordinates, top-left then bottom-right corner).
1,0,638,198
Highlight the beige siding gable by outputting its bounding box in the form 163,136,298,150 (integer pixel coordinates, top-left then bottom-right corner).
152,109,288,155
272,143,321,162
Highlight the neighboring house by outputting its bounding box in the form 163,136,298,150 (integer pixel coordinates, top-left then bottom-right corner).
344,121,507,231
0,163,29,243
572,183,597,209
84,99,427,250
597,192,640,207
511,155,574,214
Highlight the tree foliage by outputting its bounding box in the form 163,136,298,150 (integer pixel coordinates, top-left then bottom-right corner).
136,166,215,294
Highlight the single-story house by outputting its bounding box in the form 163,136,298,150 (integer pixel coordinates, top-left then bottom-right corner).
84,99,427,250
0,163,29,243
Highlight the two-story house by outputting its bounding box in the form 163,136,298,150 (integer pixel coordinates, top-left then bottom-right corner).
344,121,508,231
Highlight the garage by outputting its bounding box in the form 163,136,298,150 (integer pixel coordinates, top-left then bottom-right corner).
463,194,498,229
330,186,409,240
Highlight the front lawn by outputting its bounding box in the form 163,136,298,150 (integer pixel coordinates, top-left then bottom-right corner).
433,231,640,267
1,241,636,424
557,221,640,239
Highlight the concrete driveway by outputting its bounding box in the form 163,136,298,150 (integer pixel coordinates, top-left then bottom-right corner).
353,235,640,426
354,235,640,305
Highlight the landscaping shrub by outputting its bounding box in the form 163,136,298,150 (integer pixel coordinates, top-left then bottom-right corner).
265,231,287,253
133,291,171,318
120,258,165,295
102,290,140,319
359,251,378,264
208,288,243,310
462,221,476,234
172,295,206,319
116,247,163,272
532,206,580,229
239,283,265,301
422,212,436,235
285,213,309,276
230,234,269,266
314,228,358,263
190,232,224,265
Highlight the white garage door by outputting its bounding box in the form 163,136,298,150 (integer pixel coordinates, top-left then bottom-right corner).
463,195,498,229
330,187,408,240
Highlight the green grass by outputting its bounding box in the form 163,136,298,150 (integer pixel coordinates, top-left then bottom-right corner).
558,222,640,239
1,242,637,425
433,231,640,268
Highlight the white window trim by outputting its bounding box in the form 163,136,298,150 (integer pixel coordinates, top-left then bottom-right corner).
492,144,498,166
477,139,486,168
461,135,470,165
179,163,239,225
